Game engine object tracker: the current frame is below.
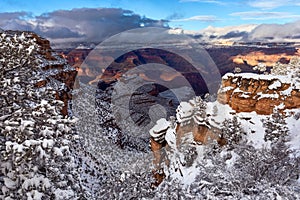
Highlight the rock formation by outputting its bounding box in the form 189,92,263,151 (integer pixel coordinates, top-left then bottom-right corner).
9,31,78,116
149,97,226,184
218,59,300,115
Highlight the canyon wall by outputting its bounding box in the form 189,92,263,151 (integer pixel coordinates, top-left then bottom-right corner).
27,32,77,116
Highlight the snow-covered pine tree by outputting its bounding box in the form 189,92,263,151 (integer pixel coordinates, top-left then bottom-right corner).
0,32,83,199
262,111,289,142
220,116,245,146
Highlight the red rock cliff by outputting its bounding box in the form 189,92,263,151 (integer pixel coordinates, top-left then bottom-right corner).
218,72,300,115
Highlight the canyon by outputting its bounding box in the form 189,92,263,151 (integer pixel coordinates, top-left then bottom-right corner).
14,34,299,186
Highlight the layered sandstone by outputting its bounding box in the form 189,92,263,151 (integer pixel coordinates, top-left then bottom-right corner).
218,73,300,115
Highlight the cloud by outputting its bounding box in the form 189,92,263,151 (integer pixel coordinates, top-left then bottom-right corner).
0,11,29,20
197,24,257,36
0,12,34,31
231,11,300,20
171,15,218,22
34,26,85,39
246,20,300,41
247,0,300,9
0,8,168,45
219,31,248,39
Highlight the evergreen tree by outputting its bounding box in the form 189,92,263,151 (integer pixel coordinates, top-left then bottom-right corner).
262,111,289,142
221,116,245,146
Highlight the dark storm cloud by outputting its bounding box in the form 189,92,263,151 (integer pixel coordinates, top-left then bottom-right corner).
0,8,168,43
34,26,85,39
35,8,168,42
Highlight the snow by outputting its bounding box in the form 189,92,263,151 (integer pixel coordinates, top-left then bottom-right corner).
4,177,16,189
22,175,51,191
26,190,44,200
219,86,234,93
165,128,177,149
286,114,300,155
40,99,48,105
224,151,239,168
19,32,26,40
0,30,82,199
206,101,233,125
27,45,35,55
53,147,64,157
257,92,279,100
161,88,300,188
149,118,170,142
223,72,294,86
237,112,269,148
269,80,282,90
176,102,194,123
54,189,75,200
1,30,300,198
232,87,244,94
240,93,251,98
20,119,35,132
276,103,285,110
42,139,54,149
280,86,293,96
23,139,41,147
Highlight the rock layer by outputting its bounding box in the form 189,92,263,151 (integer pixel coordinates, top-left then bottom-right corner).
218,73,300,114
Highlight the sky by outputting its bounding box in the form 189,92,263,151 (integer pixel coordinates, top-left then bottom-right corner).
1,0,300,44
2,0,300,30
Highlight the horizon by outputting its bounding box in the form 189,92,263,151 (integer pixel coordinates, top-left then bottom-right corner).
1,0,300,45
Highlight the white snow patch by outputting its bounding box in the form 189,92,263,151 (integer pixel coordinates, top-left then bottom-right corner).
268,80,282,90
257,92,279,100
54,189,75,200
176,102,194,123
149,118,170,138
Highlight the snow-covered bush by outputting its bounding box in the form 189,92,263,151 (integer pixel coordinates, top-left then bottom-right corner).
271,56,300,76
253,62,267,73
221,116,245,146
155,138,300,199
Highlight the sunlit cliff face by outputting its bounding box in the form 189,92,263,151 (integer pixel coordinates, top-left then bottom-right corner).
232,49,300,67
58,46,300,89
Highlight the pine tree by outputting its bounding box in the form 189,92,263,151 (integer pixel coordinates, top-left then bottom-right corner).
221,116,245,146
262,111,289,142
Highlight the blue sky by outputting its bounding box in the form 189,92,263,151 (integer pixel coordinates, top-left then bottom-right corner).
1,0,300,30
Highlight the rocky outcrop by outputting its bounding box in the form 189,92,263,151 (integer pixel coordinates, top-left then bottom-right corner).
218,73,300,115
149,97,226,184
18,31,78,116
